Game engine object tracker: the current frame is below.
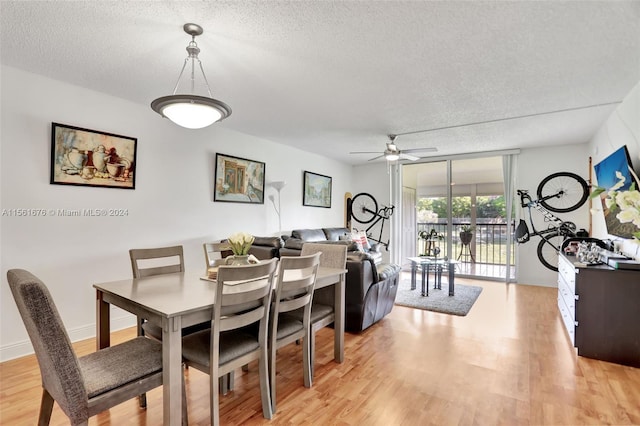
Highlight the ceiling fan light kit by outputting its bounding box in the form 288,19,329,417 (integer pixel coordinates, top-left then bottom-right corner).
151,23,232,129
349,134,437,162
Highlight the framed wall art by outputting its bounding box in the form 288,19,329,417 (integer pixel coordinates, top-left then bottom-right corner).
50,122,137,189
303,170,332,208
593,145,639,239
214,153,265,204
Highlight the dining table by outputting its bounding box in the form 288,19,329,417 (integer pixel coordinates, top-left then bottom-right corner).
94,265,347,426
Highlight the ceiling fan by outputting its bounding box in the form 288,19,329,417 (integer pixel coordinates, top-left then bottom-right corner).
349,135,437,162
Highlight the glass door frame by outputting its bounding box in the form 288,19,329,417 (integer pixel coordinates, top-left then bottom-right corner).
391,149,519,280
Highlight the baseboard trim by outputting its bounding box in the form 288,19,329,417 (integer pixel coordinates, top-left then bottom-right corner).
0,315,136,362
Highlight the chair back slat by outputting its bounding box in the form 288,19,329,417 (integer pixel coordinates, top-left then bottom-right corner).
129,245,184,279
7,269,89,422
220,306,266,332
214,260,278,328
272,253,320,316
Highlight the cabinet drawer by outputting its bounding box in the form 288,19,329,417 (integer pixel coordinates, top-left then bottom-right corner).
558,294,575,346
558,255,576,293
558,275,576,317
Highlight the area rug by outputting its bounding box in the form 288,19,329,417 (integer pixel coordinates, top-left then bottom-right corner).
394,279,482,316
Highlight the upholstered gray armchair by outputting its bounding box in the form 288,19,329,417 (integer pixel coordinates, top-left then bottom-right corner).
7,269,181,426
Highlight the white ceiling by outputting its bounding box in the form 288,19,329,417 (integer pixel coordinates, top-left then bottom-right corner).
2,1,639,165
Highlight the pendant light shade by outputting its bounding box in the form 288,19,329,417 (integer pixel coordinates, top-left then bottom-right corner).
151,95,231,129
151,23,231,129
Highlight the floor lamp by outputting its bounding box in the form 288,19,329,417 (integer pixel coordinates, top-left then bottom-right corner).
268,181,286,233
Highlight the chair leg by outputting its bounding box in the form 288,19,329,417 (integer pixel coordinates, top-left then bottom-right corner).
269,341,277,413
138,393,147,408
38,389,54,426
303,334,312,388
136,316,149,408
137,316,145,336
259,346,273,420
218,372,234,395
211,373,219,426
310,329,316,377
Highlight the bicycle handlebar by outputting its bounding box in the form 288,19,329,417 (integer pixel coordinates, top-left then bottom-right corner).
517,189,532,207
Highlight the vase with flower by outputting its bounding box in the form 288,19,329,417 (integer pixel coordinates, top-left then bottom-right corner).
225,232,257,265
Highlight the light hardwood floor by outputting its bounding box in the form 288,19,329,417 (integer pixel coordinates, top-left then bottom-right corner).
2,276,639,425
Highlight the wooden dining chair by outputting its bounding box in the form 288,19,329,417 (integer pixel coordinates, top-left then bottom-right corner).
130,245,210,340
7,269,185,426
294,243,347,377
181,259,278,425
129,245,186,339
129,245,209,407
269,253,321,413
203,242,233,276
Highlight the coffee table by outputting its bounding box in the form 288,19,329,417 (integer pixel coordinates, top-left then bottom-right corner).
407,256,460,296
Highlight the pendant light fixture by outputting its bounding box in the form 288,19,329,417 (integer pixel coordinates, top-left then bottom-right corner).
151,23,231,129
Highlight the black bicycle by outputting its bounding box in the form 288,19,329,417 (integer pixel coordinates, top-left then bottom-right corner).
516,172,589,271
349,193,394,250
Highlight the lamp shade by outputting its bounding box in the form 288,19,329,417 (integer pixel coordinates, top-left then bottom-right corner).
270,181,286,191
151,95,232,129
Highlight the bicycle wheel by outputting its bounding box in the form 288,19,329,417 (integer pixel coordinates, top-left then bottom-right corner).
350,193,378,224
537,234,564,272
537,172,589,213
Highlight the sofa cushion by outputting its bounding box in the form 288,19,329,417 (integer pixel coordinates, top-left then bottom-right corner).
283,238,305,250
291,229,327,242
323,227,351,241
252,236,283,248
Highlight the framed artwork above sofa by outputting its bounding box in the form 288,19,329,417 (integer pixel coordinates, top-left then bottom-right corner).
303,170,332,208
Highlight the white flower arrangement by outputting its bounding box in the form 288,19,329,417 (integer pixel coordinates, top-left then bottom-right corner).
228,232,255,255
592,170,640,241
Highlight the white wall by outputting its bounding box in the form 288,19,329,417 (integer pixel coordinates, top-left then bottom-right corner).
0,66,352,361
515,144,591,286
587,81,640,259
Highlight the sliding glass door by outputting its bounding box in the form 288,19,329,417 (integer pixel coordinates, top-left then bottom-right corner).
401,155,515,280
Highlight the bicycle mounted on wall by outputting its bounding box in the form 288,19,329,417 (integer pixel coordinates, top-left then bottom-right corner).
348,193,394,250
516,172,590,271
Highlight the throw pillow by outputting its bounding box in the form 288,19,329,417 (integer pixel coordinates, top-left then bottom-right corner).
350,231,370,251
339,234,362,252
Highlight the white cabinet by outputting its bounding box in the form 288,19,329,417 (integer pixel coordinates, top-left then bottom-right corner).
557,254,577,345
557,253,640,367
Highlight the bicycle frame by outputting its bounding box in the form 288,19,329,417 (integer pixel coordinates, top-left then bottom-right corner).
517,189,575,249
357,205,394,249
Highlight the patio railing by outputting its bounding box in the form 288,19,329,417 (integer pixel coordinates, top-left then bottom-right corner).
417,221,516,266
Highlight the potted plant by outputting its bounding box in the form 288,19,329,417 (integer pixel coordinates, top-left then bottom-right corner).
418,228,444,256
459,224,475,245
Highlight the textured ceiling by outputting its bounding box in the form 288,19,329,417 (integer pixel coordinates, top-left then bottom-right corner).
2,1,639,165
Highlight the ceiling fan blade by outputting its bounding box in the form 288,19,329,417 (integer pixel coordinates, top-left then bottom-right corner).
368,154,385,161
401,147,438,154
399,153,420,161
349,151,384,154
